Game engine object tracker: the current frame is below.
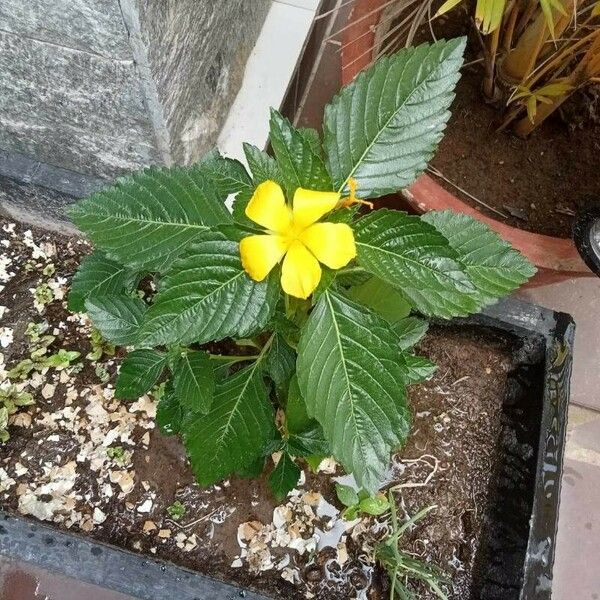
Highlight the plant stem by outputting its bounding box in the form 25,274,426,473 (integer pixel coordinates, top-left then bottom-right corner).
208,354,260,363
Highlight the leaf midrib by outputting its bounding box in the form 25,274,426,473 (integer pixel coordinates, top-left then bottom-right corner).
336,48,449,193
355,239,470,290
324,292,368,468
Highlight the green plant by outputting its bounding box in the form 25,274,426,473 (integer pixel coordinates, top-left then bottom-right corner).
336,483,391,519
370,0,600,135
68,39,534,499
376,492,448,600
0,385,35,442
166,500,187,521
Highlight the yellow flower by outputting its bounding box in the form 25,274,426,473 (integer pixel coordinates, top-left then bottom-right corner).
239,180,357,299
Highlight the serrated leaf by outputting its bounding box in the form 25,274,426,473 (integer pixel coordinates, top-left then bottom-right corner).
269,109,332,196
68,251,138,312
138,229,279,347
354,210,478,318
269,453,301,501
243,143,285,185
336,483,360,508
156,387,183,436
199,149,253,197
393,317,429,350
287,424,330,457
285,375,313,434
346,277,411,323
421,211,536,307
183,362,275,486
69,165,232,272
173,351,215,413
400,353,437,384
115,349,166,399
324,39,465,198
264,333,296,396
236,456,266,479
85,295,146,346
297,290,411,493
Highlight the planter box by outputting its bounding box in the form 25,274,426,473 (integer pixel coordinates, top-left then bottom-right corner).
0,298,574,600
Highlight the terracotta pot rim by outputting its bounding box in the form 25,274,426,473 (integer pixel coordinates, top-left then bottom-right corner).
341,0,593,278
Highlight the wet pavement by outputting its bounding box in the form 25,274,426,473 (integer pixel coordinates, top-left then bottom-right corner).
0,557,135,600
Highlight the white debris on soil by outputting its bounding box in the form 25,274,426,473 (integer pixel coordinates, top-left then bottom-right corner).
0,221,392,600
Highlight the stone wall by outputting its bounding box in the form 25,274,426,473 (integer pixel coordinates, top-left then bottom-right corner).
0,0,270,181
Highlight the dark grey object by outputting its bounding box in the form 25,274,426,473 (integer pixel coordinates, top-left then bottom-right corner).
0,297,574,600
0,0,270,180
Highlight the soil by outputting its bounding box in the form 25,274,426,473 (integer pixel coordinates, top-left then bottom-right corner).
378,6,600,239
0,217,539,600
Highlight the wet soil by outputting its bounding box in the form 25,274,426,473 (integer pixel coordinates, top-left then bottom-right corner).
431,68,600,239
422,10,600,239
0,218,539,599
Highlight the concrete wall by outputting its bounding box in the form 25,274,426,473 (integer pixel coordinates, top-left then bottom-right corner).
0,0,270,180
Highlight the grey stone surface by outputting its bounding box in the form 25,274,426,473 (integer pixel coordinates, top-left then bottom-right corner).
0,31,161,179
133,0,271,165
0,0,131,59
0,175,81,235
0,0,270,187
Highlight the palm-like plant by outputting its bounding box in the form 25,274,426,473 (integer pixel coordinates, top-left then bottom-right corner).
366,0,600,135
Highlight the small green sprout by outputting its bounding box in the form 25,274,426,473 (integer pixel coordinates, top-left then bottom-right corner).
95,365,110,383
107,446,125,463
33,283,54,307
376,492,448,600
166,500,186,521
86,328,115,361
0,385,36,443
41,349,81,369
336,483,391,520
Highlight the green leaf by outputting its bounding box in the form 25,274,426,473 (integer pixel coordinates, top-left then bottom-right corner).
287,424,330,457
243,143,284,185
264,333,296,396
236,456,266,479
156,387,183,436
173,351,215,413
115,349,166,399
400,354,437,384
69,165,232,272
285,375,313,434
346,277,411,323
269,453,301,501
183,362,275,486
336,483,360,508
297,290,411,493
323,39,466,198
354,210,478,318
85,295,146,346
199,149,253,197
269,109,332,196
421,211,536,307
69,251,138,312
138,229,279,347
393,317,429,350
358,494,390,516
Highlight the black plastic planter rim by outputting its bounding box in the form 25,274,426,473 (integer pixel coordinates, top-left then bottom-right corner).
0,297,574,600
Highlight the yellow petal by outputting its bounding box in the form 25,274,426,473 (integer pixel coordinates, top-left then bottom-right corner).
240,235,288,282
245,180,292,233
281,241,322,299
299,222,357,270
292,188,341,229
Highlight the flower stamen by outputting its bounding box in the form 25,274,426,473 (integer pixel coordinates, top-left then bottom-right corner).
340,178,374,210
